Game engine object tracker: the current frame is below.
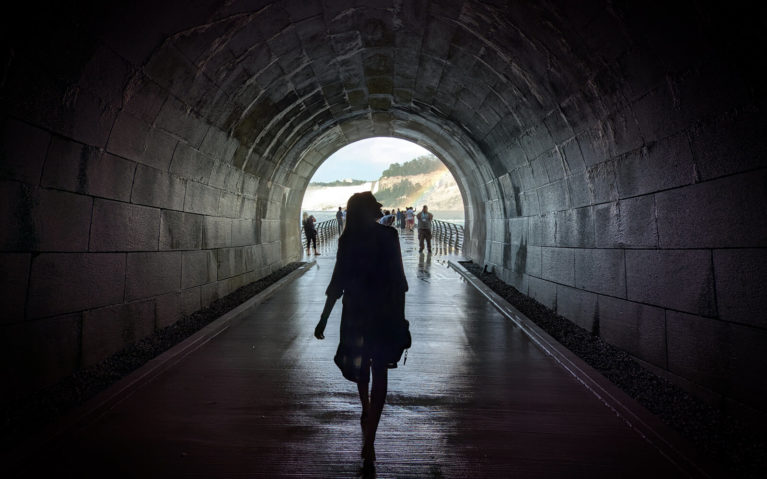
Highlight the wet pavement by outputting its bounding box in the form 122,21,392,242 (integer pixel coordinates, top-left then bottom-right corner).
15,229,690,478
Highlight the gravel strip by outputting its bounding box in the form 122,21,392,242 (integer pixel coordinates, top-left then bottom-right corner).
1,262,305,452
461,261,766,478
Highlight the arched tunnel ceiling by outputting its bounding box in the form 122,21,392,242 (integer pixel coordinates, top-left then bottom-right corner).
142,0,598,182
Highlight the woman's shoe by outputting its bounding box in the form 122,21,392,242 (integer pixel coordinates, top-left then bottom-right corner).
314,250,320,255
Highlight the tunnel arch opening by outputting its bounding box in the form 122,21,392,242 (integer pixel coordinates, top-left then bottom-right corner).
298,136,467,229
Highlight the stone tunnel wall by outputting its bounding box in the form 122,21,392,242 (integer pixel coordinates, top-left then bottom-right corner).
1,0,766,415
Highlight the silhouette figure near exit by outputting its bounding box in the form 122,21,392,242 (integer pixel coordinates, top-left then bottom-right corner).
314,191,410,473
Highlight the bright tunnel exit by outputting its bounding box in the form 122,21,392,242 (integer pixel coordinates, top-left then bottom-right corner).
301,137,466,227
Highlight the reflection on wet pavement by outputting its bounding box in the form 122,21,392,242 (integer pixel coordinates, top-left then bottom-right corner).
28,227,684,478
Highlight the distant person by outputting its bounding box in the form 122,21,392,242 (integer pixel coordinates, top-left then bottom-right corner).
303,214,320,255
396,208,403,229
336,206,344,234
379,209,395,227
314,192,410,472
405,207,415,231
417,205,433,253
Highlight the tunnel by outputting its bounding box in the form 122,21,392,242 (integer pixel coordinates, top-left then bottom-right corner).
2,0,766,464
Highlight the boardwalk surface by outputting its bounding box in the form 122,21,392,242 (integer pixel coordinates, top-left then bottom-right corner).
18,231,686,478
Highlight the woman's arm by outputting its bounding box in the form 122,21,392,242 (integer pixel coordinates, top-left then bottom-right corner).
314,296,337,339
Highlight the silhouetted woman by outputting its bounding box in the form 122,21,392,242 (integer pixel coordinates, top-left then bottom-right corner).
314,191,409,471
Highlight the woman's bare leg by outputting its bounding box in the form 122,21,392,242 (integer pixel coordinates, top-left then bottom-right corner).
357,379,369,430
362,364,388,462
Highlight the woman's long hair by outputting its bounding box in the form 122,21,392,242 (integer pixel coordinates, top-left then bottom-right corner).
341,192,381,237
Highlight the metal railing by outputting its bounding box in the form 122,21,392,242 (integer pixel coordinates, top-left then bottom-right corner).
300,218,464,252
432,220,464,251
301,219,340,250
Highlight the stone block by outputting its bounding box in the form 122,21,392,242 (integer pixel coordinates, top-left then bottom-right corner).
526,245,542,277
263,241,281,265
0,253,31,323
232,219,258,246
626,249,716,316
529,213,555,247
201,281,225,308
131,164,186,210
200,127,239,164
567,171,591,208
35,189,93,251
182,250,215,289
541,247,574,286
0,181,34,250
576,128,611,168
689,110,766,181
0,313,81,400
184,181,221,215
90,199,160,251
82,300,155,366
170,143,215,182
142,127,178,171
28,253,126,318
518,191,540,216
714,249,767,329
107,111,151,163
528,156,551,188
595,197,658,248
122,73,167,123
616,135,695,198
155,292,182,328
219,191,243,218
560,137,586,175
599,296,666,368
575,248,626,298
555,207,595,247
528,276,557,310
159,210,203,250
537,179,568,213
203,217,232,248
656,171,767,248
261,219,281,243
125,252,182,301
631,84,686,143
667,311,731,394
540,148,565,182
245,244,264,271
556,284,598,332
155,97,209,147
88,153,137,201
728,324,767,408
1,118,50,184
182,286,202,315
209,161,241,191
217,247,246,280
242,174,260,198
586,159,618,204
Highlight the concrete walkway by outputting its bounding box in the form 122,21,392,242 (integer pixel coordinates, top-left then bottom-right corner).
15,230,699,478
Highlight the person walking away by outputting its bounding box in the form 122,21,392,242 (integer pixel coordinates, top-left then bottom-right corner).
336,206,344,234
304,214,320,255
396,208,403,229
314,192,409,472
405,207,415,231
417,205,433,253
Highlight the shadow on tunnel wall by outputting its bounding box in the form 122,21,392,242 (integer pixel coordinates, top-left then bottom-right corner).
1,0,766,421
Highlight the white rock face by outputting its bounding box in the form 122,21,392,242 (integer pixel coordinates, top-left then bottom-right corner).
301,182,375,210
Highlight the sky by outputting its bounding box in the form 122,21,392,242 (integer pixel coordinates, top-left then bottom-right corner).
310,137,433,182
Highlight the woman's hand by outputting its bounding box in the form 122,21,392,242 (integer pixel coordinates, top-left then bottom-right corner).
314,314,328,339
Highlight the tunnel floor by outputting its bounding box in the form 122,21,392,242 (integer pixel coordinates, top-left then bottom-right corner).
18,231,689,478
